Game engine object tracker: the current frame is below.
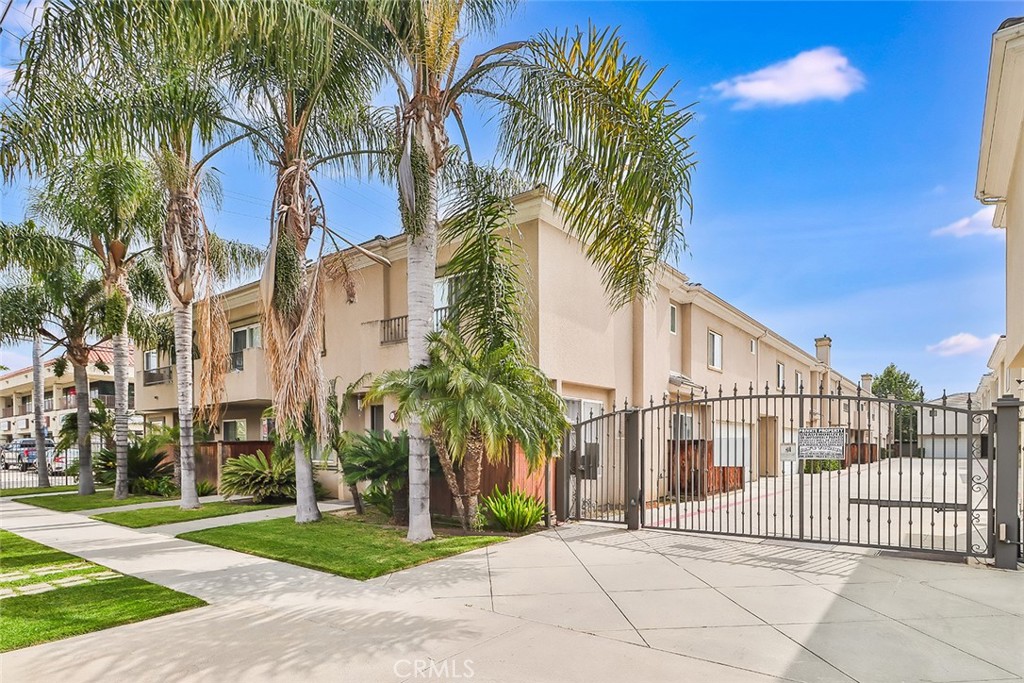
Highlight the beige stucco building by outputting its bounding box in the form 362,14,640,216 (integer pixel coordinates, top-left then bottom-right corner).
977,18,1024,378
136,189,875,469
0,345,135,444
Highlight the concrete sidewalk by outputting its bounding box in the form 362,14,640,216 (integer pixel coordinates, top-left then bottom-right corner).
1,501,787,683
3,501,1022,682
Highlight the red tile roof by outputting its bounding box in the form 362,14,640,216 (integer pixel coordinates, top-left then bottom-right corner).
0,343,132,382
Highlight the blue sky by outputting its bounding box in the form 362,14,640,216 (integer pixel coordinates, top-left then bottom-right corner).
0,1,1016,397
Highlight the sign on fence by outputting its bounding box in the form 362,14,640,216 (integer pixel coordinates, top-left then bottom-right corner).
798,427,847,460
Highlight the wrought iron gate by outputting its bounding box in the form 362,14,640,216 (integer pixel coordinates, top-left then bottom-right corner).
559,387,1021,566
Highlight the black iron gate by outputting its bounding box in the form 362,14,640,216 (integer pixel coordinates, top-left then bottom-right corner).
559,387,1021,566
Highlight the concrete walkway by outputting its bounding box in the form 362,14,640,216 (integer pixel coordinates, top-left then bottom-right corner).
2,500,1022,682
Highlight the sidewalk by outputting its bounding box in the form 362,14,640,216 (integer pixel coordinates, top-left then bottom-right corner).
0,500,783,683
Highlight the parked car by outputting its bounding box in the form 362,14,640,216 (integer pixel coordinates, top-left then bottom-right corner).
46,448,79,475
1,438,54,471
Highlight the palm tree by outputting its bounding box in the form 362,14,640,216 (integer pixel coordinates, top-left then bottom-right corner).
4,1,264,509
0,234,112,495
31,333,50,488
28,153,165,499
370,327,566,530
349,3,696,540
220,3,391,523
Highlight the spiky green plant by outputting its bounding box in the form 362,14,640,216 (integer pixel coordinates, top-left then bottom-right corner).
482,486,545,533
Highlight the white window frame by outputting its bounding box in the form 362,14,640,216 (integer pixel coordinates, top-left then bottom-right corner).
222,419,247,442
707,330,723,370
143,350,158,371
794,370,803,393
750,339,756,354
777,362,786,390
669,304,677,335
231,323,262,352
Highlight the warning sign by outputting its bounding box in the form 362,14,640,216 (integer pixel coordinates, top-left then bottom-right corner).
798,428,846,460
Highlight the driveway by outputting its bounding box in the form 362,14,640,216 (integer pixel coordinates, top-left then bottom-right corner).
381,524,1024,683
2,500,1022,682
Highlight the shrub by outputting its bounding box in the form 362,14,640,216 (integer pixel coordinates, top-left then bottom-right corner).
803,459,842,474
219,447,327,503
338,430,409,523
195,480,218,497
220,450,295,503
94,435,174,493
135,476,178,497
482,487,545,532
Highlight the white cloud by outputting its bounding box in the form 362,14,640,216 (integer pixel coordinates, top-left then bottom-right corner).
926,332,1000,357
712,47,866,109
931,205,1000,238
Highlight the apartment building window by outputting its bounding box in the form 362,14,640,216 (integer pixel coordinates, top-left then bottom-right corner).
369,405,385,434
750,339,756,354
669,305,678,334
707,330,723,370
670,413,694,441
564,398,604,424
223,419,247,442
794,370,803,393
143,350,158,371
230,323,261,372
776,362,785,390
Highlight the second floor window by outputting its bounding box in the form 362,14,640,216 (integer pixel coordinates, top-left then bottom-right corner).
708,330,723,370
669,305,677,334
777,362,786,389
795,370,803,393
143,350,158,371
231,324,262,353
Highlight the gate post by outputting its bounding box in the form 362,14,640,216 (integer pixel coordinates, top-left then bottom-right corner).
625,409,641,530
994,394,1021,570
556,430,571,523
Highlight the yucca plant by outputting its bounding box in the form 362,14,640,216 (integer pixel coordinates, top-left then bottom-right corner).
482,487,545,533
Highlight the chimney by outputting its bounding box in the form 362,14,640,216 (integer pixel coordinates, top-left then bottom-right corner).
861,373,873,395
814,335,832,366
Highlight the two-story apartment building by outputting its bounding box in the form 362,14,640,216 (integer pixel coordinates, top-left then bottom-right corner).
977,18,1024,385
136,189,877,485
0,344,135,444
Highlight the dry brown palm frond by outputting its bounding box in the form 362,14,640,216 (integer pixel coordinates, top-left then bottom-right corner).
193,295,228,426
261,158,330,441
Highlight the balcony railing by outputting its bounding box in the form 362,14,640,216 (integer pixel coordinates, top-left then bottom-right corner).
143,366,173,386
379,307,451,345
380,315,408,345
229,351,244,372
0,407,12,418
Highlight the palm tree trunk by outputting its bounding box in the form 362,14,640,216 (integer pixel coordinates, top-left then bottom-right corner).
174,305,201,509
112,329,130,499
73,361,94,495
463,433,485,530
294,441,322,523
431,426,467,528
32,335,50,488
405,162,439,541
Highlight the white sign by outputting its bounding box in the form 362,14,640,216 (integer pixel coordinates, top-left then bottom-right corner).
798,427,847,460
780,443,798,461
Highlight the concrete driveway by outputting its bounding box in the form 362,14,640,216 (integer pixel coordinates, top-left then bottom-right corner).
380,524,1024,683
2,498,1022,682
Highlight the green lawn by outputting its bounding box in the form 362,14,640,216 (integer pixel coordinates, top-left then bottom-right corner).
179,514,507,580
12,491,165,512
0,530,205,652
93,501,281,528
2,485,82,497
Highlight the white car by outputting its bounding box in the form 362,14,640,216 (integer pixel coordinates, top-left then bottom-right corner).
46,448,79,475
